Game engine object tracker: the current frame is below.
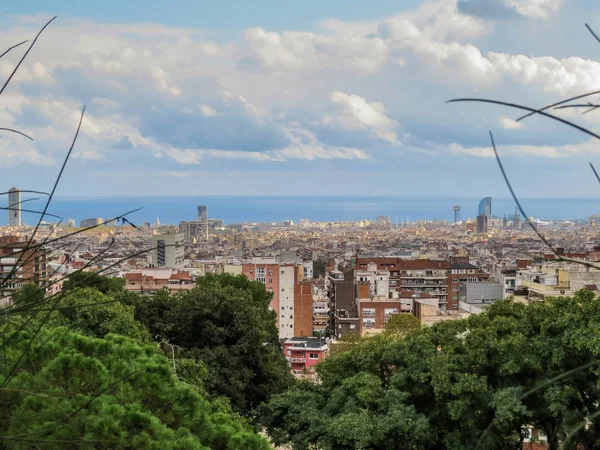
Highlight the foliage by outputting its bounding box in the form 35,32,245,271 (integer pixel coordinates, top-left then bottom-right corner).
0,327,271,450
260,291,600,450
62,271,125,295
126,273,293,416
6,286,148,341
382,313,421,338
328,332,362,356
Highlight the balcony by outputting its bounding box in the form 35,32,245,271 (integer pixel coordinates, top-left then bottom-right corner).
286,356,306,364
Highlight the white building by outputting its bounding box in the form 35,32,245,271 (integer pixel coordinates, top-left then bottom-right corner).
279,265,296,339
151,232,184,269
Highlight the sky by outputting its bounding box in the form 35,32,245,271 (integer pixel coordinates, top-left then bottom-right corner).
2,0,600,197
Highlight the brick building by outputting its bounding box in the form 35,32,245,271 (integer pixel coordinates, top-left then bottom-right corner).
356,256,492,311
242,257,313,339
0,236,48,307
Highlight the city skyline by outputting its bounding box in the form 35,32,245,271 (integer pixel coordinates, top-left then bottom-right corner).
2,1,600,197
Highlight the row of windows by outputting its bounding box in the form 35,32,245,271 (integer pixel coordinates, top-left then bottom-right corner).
249,268,281,275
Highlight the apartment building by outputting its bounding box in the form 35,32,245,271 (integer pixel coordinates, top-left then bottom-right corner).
151,232,184,269
283,337,329,376
124,268,194,294
447,257,491,309
242,257,313,339
0,236,48,306
327,268,359,339
356,257,450,309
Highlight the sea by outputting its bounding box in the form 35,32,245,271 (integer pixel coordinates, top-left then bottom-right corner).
4,196,600,227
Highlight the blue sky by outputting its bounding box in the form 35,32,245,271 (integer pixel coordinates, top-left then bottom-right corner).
3,0,600,197
3,1,422,32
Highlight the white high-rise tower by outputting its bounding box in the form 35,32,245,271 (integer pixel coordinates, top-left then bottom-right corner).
8,187,21,227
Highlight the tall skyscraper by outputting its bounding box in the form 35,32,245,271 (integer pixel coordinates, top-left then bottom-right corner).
197,205,208,222
478,197,492,217
453,205,461,223
8,187,20,227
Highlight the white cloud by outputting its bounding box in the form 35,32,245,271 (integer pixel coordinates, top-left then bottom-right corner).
449,139,600,159
499,116,525,129
200,104,220,117
167,149,202,164
0,0,591,178
509,0,561,19
326,91,399,143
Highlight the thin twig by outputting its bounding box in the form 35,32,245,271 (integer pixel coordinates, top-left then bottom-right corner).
0,41,28,60
590,163,600,184
0,128,33,141
0,17,57,99
586,23,600,45
447,98,600,140
488,131,600,269
515,90,600,122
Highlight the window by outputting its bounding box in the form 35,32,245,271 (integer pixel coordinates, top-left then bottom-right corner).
362,308,375,317
257,268,265,276
290,315,293,319
362,318,376,328
281,314,285,318
453,278,458,283
281,307,285,310
281,270,285,274
308,353,319,359
268,270,273,276
249,270,254,274
281,288,285,292
384,308,398,316
268,278,273,283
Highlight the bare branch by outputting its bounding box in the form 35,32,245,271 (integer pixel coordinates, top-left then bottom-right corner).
590,163,600,184
514,90,600,122
0,128,33,141
488,131,600,270
586,23,600,45
0,40,28,60
447,98,600,140
0,16,57,98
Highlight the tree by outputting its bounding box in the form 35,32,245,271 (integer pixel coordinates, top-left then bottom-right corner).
6,286,149,341
260,292,600,450
127,273,293,416
382,313,420,338
0,327,271,450
62,271,125,295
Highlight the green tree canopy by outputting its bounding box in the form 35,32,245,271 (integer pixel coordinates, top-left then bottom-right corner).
62,271,125,295
260,291,600,450
6,286,148,341
382,313,421,338
126,273,293,416
0,327,271,450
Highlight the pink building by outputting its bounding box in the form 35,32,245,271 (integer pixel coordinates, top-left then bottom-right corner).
283,337,329,375
124,268,194,294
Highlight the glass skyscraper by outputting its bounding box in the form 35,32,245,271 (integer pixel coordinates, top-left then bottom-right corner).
478,197,492,217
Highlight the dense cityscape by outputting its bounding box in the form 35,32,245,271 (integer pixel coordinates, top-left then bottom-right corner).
6,1,600,448
5,187,600,338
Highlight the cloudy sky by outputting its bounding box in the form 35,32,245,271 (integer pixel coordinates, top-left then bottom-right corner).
1,0,600,197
